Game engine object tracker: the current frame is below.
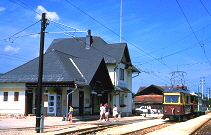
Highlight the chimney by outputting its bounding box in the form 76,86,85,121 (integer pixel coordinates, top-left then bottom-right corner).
86,29,92,49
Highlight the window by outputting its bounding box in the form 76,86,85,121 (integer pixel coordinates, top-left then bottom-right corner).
3,92,8,101
120,68,124,80
186,96,190,104
120,94,124,105
14,92,19,101
165,96,179,103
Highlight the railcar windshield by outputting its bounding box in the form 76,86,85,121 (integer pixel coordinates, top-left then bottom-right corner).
165,96,179,103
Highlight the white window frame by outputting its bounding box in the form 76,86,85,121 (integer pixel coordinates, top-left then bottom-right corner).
14,92,19,101
3,92,8,101
119,68,124,80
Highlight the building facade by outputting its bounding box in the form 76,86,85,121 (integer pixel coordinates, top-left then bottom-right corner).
0,31,139,117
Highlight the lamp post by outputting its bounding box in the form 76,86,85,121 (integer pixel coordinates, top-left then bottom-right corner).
66,82,77,121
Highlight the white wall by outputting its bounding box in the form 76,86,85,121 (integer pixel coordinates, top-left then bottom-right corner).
107,64,116,86
107,62,133,115
0,83,26,115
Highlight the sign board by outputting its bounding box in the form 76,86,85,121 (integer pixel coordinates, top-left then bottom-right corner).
63,100,67,106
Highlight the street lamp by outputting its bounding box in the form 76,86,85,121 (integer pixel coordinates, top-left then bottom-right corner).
66,82,77,121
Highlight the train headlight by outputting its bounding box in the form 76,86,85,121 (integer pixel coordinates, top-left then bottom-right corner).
177,110,180,113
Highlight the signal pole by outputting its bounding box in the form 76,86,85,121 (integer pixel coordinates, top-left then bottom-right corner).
36,13,47,133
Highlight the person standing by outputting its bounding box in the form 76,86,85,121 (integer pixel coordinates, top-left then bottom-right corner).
147,105,151,116
99,103,105,121
68,105,73,123
113,105,118,121
105,103,110,121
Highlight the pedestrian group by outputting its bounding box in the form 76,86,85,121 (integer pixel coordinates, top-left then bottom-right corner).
99,103,118,122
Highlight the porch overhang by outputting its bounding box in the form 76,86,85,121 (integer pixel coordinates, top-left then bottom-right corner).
115,86,132,93
26,82,75,87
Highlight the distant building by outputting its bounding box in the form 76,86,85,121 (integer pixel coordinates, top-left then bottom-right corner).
133,85,166,112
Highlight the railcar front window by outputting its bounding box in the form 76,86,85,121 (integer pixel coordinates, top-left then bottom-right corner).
165,96,178,103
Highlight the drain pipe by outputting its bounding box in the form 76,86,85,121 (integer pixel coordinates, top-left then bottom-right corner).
66,82,77,121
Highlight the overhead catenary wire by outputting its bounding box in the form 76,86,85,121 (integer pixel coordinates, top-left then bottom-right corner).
139,39,211,65
6,0,210,89
4,33,41,42
5,20,40,42
0,1,165,87
176,0,211,68
50,20,85,32
132,23,211,59
200,0,211,17
8,0,185,86
9,0,41,16
64,0,176,71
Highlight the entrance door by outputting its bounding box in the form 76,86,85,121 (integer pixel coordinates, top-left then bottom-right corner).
79,91,84,116
48,94,57,116
25,92,33,115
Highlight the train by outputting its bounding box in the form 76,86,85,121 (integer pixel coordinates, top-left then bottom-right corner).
162,86,207,121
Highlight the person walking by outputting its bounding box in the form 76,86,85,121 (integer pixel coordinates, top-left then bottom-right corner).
113,105,118,121
104,103,110,121
99,103,105,121
68,105,73,123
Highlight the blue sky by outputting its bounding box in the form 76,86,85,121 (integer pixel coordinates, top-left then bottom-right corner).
0,0,211,95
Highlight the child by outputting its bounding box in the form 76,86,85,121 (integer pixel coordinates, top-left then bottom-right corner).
68,105,73,123
113,105,118,121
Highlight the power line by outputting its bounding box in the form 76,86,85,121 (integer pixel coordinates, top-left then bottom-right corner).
132,23,211,59
64,0,176,72
176,0,211,67
4,20,40,42
200,0,211,17
9,0,40,15
50,20,85,32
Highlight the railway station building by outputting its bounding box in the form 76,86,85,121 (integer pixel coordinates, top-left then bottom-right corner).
0,31,140,117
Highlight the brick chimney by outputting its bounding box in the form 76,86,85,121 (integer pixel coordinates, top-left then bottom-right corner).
86,29,92,49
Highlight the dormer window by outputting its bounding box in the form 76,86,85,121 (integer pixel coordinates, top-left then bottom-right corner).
120,68,124,80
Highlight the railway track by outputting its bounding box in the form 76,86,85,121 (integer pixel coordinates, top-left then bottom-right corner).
63,120,176,135
191,118,211,135
125,122,175,135
65,124,123,135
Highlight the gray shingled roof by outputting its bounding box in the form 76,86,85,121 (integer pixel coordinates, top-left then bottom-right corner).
46,36,139,72
0,50,105,85
0,35,139,87
46,37,129,64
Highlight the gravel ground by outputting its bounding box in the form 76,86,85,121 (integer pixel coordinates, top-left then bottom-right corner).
125,123,173,135
0,128,36,135
191,118,211,135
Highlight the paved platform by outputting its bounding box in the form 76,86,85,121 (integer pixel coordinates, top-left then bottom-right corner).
1,113,210,135
0,114,163,134
146,113,211,135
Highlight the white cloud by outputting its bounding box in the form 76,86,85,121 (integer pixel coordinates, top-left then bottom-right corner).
35,6,60,21
4,45,20,54
0,7,6,12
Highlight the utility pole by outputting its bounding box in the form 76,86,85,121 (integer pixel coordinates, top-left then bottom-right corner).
36,13,47,133
208,88,210,100
120,0,122,43
200,77,205,99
